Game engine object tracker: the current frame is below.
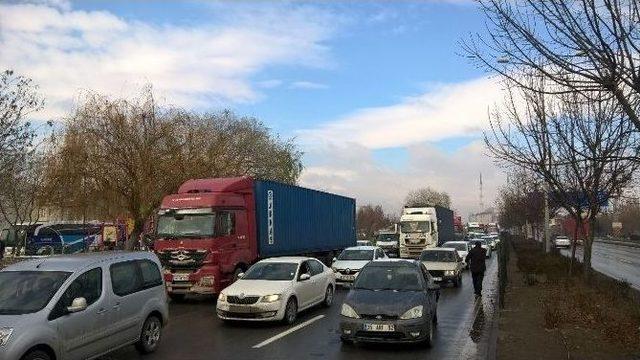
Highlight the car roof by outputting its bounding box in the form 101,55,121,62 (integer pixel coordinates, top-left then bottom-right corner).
343,246,378,251
2,251,157,273
259,256,311,264
365,259,419,268
422,248,456,252
443,241,468,245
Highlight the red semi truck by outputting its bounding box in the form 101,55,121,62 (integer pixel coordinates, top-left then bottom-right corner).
153,177,356,301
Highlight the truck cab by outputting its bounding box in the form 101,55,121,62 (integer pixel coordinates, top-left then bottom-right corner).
399,207,439,259
154,178,257,300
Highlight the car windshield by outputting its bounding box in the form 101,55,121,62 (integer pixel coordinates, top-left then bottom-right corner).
354,265,422,291
443,242,467,251
242,262,298,281
420,251,457,262
338,249,374,261
0,271,71,314
400,221,430,233
156,213,214,238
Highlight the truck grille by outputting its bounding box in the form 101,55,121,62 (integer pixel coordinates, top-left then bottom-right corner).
227,296,260,305
428,270,445,278
157,249,207,269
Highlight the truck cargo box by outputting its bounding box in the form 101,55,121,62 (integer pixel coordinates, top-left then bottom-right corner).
434,205,455,246
254,180,356,257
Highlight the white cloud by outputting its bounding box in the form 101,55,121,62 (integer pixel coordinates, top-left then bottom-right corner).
289,81,328,90
299,141,503,219
299,77,504,149
0,2,338,119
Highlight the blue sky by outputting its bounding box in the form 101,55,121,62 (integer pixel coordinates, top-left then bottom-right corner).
0,0,504,217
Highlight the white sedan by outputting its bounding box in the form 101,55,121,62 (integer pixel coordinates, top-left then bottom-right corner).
331,246,388,286
216,257,336,324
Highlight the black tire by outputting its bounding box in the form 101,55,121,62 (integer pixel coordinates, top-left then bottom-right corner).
169,293,186,302
453,275,460,288
283,297,298,325
21,350,51,360
323,286,334,307
135,315,162,354
423,314,434,347
340,336,354,345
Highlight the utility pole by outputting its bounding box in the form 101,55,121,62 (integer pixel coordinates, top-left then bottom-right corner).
479,172,484,210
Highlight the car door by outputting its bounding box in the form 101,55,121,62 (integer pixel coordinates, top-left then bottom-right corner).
307,259,327,303
108,260,145,345
295,261,316,309
49,267,111,360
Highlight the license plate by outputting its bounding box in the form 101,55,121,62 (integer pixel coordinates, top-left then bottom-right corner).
433,277,442,281
364,323,395,332
173,273,190,281
340,275,355,281
228,305,253,313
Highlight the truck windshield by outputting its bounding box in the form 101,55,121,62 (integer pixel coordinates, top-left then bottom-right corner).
0,271,71,314
376,234,399,242
156,213,215,238
242,263,298,281
400,221,430,233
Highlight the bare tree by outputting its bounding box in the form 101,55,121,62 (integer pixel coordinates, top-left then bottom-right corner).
485,79,640,279
463,0,640,131
496,169,548,237
357,204,395,239
404,187,451,208
44,87,303,249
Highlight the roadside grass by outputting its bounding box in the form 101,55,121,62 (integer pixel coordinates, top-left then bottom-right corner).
512,238,640,353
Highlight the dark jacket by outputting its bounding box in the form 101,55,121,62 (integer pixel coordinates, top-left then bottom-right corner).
466,245,486,273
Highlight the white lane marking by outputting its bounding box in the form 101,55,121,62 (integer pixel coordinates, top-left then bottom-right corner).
252,314,325,349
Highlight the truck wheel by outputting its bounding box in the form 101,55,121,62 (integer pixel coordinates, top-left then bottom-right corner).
21,350,51,360
135,315,162,354
283,298,298,325
323,286,334,307
169,293,185,302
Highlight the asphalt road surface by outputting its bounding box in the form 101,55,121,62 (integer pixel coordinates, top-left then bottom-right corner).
106,257,498,360
560,241,640,290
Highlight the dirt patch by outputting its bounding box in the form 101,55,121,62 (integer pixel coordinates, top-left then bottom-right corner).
497,237,640,360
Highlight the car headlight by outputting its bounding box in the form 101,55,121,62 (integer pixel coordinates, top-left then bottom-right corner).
218,293,227,302
261,294,281,303
341,303,360,318
0,327,13,346
445,270,455,276
400,305,423,320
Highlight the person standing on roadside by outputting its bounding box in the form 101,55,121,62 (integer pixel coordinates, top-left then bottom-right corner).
0,237,5,261
466,241,487,297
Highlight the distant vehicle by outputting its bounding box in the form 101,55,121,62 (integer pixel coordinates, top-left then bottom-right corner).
419,248,463,287
339,259,439,346
399,206,455,259
154,177,355,301
23,222,128,256
216,257,335,324
375,225,399,257
470,239,492,258
0,251,169,360
332,246,388,286
466,222,484,234
486,223,499,234
441,241,471,269
482,235,499,250
555,236,571,248
356,240,372,246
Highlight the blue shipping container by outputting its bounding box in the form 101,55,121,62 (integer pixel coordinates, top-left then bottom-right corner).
254,180,356,257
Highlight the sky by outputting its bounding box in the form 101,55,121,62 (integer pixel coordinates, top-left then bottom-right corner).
0,0,506,218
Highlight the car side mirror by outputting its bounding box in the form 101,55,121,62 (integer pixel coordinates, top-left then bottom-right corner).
237,272,244,279
332,257,337,263
299,273,311,281
66,297,87,313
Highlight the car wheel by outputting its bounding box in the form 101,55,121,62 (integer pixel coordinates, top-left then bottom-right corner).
323,286,334,307
21,350,51,360
453,275,460,288
169,293,186,302
283,297,298,325
135,315,162,354
423,314,434,347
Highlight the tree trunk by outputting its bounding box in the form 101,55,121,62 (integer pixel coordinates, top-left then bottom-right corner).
583,215,596,282
569,215,580,277
125,217,144,250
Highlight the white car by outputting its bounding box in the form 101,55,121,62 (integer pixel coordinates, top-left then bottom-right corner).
482,235,499,250
441,241,471,268
331,246,388,286
420,248,464,287
216,257,335,324
555,236,571,248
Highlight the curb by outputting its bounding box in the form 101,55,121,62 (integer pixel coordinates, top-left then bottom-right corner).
594,239,640,249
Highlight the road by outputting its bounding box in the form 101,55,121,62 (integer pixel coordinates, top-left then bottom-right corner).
560,241,640,290
105,257,498,360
